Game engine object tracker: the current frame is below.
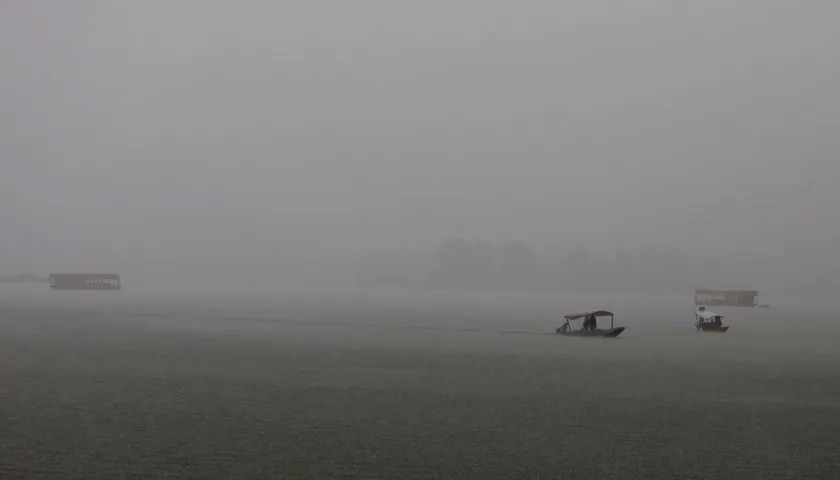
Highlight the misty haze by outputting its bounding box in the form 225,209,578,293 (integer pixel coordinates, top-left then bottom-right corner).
2,1,839,478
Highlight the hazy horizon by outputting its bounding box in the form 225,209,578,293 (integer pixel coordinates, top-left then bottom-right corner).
3,1,838,292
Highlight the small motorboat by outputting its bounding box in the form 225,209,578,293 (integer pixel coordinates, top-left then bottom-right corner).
695,306,729,332
556,310,625,338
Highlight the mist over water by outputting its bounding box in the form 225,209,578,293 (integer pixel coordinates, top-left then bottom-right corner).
2,0,839,298
3,0,840,478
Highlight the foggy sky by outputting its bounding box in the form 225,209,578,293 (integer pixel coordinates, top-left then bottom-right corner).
2,1,838,285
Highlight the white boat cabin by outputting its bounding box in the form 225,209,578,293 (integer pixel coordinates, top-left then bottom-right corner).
695,306,725,326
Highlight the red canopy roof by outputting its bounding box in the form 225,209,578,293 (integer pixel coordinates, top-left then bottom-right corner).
564,310,613,320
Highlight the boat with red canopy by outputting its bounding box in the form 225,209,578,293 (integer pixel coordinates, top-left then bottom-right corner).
556,310,625,337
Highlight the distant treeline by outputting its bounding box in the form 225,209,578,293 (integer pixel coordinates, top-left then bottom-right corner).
354,239,764,295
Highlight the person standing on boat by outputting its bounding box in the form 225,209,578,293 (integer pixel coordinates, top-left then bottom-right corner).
589,314,597,330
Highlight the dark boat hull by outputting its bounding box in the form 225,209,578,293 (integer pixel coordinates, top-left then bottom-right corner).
697,325,729,332
557,327,625,338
